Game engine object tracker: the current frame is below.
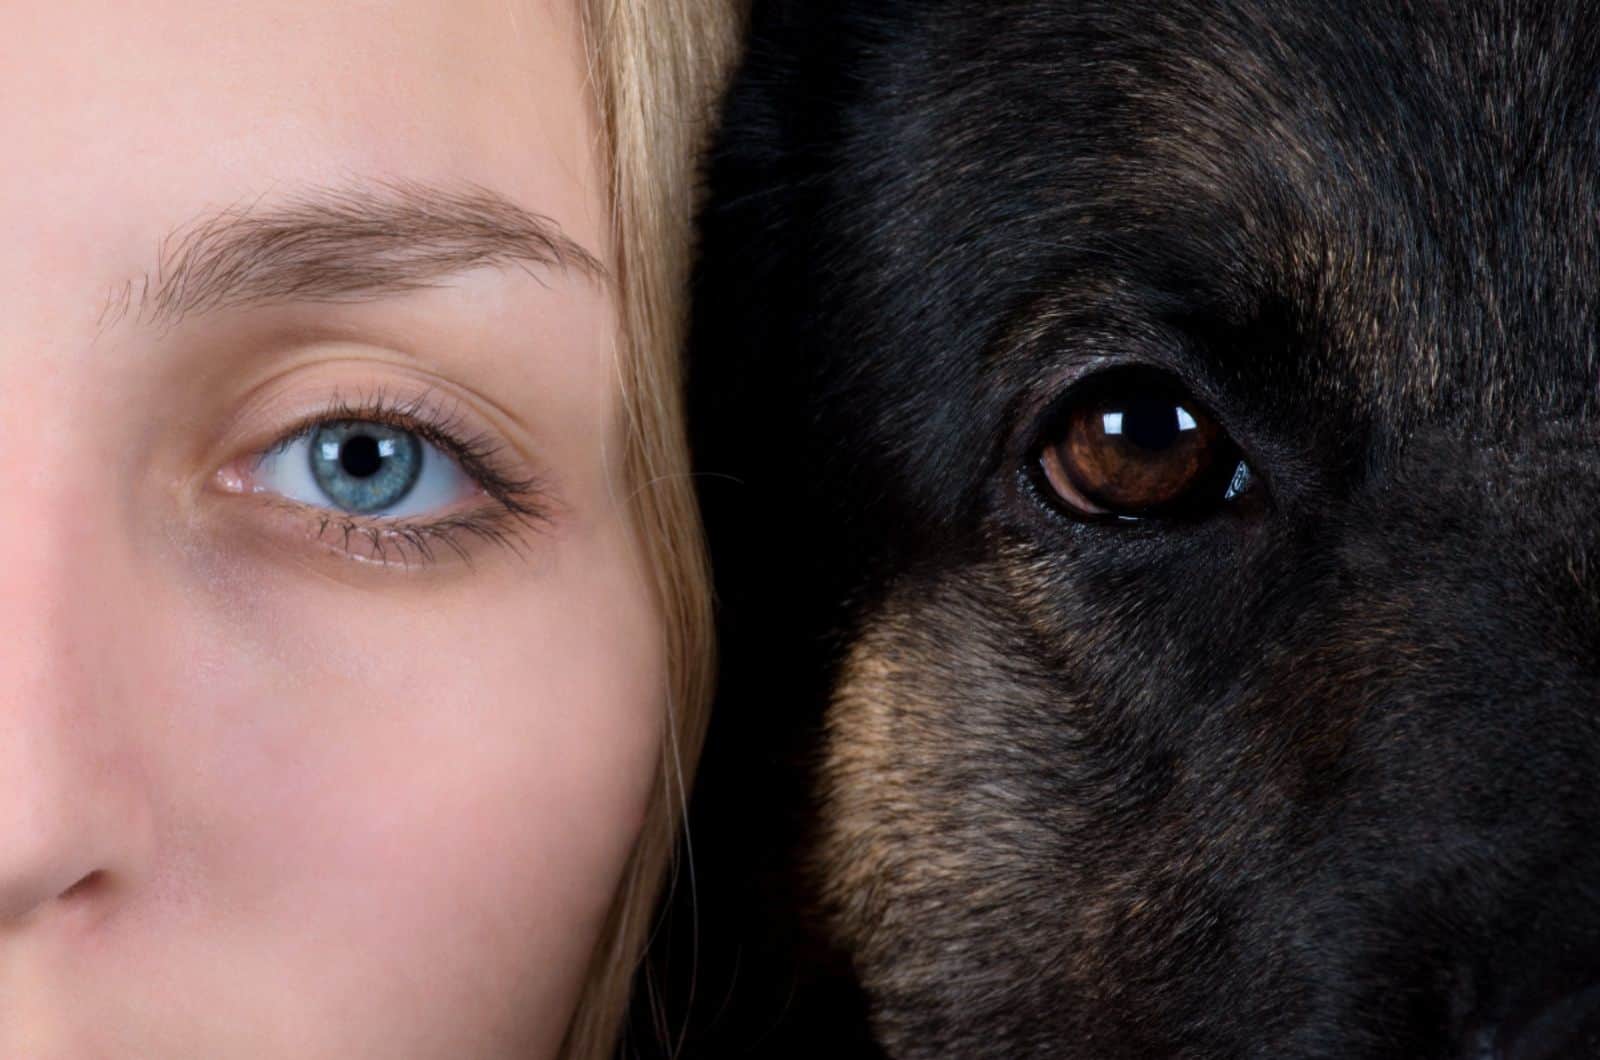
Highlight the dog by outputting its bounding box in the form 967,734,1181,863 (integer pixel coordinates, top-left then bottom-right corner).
642,2,1600,1057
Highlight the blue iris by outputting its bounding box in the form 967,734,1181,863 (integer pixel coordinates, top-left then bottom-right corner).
308,421,423,513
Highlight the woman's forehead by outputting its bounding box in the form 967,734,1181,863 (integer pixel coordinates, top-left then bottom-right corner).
0,0,608,321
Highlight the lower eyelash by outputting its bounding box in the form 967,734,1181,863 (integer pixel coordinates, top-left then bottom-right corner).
307,506,537,568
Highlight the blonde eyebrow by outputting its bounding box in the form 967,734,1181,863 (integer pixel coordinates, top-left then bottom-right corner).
108,179,606,330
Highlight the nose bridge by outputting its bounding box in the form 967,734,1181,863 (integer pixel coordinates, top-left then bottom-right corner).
1484,428,1600,614
1337,418,1600,870
1300,425,1600,1047
0,476,153,924
1326,423,1600,849
1376,421,1600,596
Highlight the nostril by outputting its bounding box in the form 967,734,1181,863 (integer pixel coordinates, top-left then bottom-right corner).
58,869,106,901
1466,982,1600,1060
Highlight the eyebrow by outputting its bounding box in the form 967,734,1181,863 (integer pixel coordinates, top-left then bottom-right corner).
103,179,607,330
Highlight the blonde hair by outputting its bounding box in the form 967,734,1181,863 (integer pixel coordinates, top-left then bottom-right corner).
560,1,744,1056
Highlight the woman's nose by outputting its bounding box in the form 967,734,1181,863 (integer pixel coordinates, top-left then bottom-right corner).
0,532,153,925
0,708,132,922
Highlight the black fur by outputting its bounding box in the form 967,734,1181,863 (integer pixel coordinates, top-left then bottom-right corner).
635,3,1600,1057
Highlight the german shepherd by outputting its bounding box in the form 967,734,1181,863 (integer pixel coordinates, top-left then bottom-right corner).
643,3,1600,1058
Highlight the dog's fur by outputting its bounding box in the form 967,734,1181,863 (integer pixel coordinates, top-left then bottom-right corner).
638,3,1600,1057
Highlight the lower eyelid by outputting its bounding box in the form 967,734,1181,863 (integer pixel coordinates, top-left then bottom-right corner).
212,448,541,569
233,492,536,569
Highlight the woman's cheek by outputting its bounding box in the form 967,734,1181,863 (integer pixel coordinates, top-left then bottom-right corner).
143,517,663,1053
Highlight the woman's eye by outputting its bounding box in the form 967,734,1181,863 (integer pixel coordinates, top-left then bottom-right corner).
252,419,477,518
1035,374,1253,520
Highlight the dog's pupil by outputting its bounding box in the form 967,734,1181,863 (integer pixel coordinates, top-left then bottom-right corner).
1114,397,1185,452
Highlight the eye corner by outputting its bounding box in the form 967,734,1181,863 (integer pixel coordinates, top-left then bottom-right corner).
211,462,251,497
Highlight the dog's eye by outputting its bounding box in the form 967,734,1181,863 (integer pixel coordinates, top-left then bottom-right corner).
1035,373,1250,520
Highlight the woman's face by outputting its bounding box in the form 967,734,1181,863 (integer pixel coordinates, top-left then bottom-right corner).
0,1,662,1055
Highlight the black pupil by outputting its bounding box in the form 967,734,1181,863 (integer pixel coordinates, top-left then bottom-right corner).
339,434,384,478
1119,397,1184,451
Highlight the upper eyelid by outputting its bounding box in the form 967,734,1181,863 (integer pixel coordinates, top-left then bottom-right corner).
1003,349,1224,454
261,389,479,449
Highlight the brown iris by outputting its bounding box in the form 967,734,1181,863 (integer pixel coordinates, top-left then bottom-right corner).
1038,379,1237,518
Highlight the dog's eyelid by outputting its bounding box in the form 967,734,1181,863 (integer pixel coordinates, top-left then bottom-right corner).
1022,361,1229,449
1004,326,1229,431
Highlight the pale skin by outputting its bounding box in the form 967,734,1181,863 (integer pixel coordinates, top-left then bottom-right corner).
0,2,662,1056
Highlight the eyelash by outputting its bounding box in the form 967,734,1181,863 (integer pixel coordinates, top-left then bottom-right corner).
253,389,547,566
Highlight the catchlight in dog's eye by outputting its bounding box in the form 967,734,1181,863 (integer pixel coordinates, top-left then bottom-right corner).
1036,374,1248,520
